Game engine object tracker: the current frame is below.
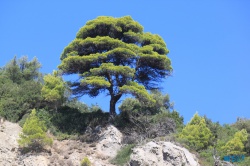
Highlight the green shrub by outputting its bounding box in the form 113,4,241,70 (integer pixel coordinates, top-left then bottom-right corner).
18,109,53,152
80,157,91,166
232,118,250,154
198,148,215,166
178,113,213,151
51,106,109,135
0,80,42,122
111,144,135,166
18,113,30,127
220,129,248,155
151,110,184,130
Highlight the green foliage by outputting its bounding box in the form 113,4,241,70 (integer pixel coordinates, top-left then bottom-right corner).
118,98,142,115
115,91,182,143
221,129,248,155
4,56,22,83
119,90,175,115
0,80,42,122
50,105,109,136
59,16,172,115
166,110,184,131
146,90,171,114
80,157,91,166
41,71,68,110
217,124,238,143
18,109,53,152
14,100,108,139
18,113,30,127
182,118,249,165
235,156,250,166
120,82,155,105
151,110,184,131
178,113,213,151
199,148,215,166
4,56,41,83
203,116,221,146
36,109,54,129
111,144,135,166
214,124,239,157
118,90,183,131
64,99,89,113
0,56,42,122
18,56,42,81
232,118,250,154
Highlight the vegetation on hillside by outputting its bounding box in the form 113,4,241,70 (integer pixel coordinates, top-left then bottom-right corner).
0,16,249,165
0,56,42,122
18,109,53,152
111,144,135,166
178,113,213,151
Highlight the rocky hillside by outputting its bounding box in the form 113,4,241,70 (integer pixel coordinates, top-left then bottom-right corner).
0,120,201,166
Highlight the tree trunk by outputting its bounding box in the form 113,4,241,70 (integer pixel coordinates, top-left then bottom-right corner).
109,94,122,116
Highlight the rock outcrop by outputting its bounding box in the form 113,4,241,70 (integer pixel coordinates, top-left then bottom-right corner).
0,121,120,166
130,141,200,166
0,120,21,166
96,125,123,158
1,120,204,166
87,125,122,166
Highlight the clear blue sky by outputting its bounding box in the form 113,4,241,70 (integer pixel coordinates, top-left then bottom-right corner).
1,1,250,124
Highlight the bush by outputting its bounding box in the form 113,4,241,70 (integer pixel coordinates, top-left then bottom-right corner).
111,144,135,166
178,113,213,151
220,129,248,155
116,92,183,141
0,57,43,122
18,113,30,127
232,118,250,154
151,111,182,133
0,80,42,122
80,157,91,166
18,109,53,152
198,148,215,166
51,106,109,135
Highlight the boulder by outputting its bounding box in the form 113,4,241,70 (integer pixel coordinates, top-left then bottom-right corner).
130,141,200,166
96,125,123,158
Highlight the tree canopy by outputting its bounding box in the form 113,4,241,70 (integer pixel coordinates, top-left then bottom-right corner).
4,56,41,83
59,16,172,115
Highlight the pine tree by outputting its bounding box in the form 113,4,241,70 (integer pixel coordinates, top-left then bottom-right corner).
18,109,53,152
59,16,172,115
179,113,213,151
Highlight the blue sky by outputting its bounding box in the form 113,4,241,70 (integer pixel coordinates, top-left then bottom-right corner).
1,1,250,124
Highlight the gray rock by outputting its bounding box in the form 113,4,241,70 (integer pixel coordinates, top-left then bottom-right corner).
20,155,49,166
96,125,123,158
0,121,21,166
130,141,200,166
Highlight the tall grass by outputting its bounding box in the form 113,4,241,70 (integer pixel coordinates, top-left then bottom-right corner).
111,144,135,166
